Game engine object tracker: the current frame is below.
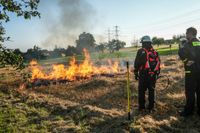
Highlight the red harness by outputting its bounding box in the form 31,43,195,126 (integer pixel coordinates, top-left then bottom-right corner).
140,48,160,75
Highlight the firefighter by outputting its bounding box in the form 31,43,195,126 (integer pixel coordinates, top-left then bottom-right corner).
178,27,200,117
134,35,160,112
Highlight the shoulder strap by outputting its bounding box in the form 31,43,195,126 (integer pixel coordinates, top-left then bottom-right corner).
142,48,150,69
143,48,160,72
142,48,149,59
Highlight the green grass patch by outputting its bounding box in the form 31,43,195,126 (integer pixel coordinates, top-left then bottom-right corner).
91,51,136,60
0,105,51,132
0,106,27,132
31,54,85,65
0,90,51,132
157,46,178,56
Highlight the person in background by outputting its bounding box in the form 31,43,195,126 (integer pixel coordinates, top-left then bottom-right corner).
178,27,200,117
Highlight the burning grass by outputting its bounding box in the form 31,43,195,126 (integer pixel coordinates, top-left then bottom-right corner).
1,55,200,132
29,49,121,83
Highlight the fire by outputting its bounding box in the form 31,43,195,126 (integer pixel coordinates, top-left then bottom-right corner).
29,49,120,81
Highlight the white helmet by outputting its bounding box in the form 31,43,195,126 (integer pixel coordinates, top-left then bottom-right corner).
140,35,152,43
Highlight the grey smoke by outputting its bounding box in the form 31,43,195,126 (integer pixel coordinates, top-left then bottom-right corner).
42,0,96,48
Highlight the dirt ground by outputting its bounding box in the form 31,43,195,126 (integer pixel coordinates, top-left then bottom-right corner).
0,55,200,133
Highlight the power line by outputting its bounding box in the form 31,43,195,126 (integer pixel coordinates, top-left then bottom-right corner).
101,9,200,44
122,8,200,31
98,9,200,44
119,17,200,38
147,8,200,27
139,17,200,34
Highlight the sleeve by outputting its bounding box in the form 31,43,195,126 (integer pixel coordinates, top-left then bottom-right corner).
193,42,200,67
134,49,146,74
196,47,200,69
178,46,188,63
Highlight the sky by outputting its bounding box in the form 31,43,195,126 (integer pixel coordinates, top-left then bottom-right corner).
3,0,200,52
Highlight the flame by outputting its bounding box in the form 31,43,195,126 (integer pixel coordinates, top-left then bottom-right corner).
29,60,46,80
29,49,120,81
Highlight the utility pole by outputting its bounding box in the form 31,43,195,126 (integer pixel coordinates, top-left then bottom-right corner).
114,25,119,40
108,28,111,43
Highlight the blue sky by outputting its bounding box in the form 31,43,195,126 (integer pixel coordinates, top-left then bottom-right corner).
4,0,200,51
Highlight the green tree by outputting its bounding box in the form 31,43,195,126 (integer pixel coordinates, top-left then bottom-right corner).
76,32,96,52
13,48,23,56
66,46,80,56
24,45,46,61
152,37,158,45
95,43,107,53
152,37,164,47
0,0,40,69
107,39,126,53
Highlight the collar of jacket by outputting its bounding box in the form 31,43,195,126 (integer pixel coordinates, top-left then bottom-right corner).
188,38,199,43
142,44,152,49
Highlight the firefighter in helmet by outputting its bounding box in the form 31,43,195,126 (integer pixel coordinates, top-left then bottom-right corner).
134,35,160,112
178,27,200,117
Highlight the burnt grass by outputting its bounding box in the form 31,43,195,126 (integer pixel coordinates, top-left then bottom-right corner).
0,55,200,133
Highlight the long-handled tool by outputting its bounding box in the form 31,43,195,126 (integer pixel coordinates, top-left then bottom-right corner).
127,61,135,133
126,61,131,120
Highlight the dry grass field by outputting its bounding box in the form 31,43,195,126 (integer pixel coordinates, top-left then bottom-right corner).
0,55,200,133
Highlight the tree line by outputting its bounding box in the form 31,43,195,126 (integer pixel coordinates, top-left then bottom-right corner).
12,32,126,61
11,32,185,62
132,34,185,48
152,34,185,47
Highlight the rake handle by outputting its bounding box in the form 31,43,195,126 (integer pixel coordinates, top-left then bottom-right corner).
127,62,131,120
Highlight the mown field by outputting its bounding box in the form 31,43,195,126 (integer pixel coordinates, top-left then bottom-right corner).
2,45,199,133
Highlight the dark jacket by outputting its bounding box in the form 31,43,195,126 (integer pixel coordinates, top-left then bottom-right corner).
178,38,200,73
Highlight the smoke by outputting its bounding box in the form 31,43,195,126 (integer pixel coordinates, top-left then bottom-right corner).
94,35,107,44
41,0,96,48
